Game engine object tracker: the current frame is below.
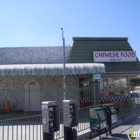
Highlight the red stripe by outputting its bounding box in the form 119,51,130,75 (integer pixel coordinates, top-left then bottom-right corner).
102,71,140,76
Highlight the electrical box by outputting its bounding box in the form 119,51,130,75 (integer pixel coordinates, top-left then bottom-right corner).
89,107,107,131
63,100,78,127
42,101,59,133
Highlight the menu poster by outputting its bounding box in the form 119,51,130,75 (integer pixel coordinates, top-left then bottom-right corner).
98,110,106,121
111,114,117,124
100,121,106,129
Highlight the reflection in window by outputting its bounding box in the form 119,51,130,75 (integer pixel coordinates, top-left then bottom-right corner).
101,77,128,96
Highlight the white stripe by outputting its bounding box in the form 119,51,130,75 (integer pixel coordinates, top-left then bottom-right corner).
0,63,105,76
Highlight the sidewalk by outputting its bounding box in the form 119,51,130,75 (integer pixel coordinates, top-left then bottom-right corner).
76,98,140,140
77,112,140,140
93,115,140,140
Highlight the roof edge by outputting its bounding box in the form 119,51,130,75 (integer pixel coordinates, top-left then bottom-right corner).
0,46,71,49
73,37,128,41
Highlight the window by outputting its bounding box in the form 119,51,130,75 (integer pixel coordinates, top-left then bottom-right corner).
102,77,128,96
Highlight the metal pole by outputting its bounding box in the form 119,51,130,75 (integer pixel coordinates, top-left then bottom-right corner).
28,76,30,112
61,28,66,100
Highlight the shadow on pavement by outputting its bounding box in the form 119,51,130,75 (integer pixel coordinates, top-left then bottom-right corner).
101,133,128,139
122,115,140,125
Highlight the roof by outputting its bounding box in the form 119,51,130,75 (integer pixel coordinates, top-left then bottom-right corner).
0,63,105,76
68,37,140,73
73,37,128,41
0,47,71,64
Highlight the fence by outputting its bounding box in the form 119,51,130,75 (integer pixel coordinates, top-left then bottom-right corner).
0,87,95,117
1,88,136,117
0,97,139,140
0,106,90,140
0,87,94,116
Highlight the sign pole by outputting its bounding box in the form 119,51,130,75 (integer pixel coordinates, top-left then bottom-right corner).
93,73,101,106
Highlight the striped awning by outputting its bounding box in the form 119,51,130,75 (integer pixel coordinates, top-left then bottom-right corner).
0,63,105,76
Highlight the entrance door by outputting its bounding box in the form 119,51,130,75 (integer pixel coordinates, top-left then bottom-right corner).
24,79,40,111
79,76,94,107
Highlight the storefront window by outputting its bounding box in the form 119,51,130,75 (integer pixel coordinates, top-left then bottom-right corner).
101,77,128,96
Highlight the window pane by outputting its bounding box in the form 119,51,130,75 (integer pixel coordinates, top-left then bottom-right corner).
101,77,128,96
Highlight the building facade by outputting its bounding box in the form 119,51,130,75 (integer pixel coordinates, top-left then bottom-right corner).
0,46,105,112
68,37,140,104
0,37,139,113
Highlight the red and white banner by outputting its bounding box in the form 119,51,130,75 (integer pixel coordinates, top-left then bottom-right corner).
93,51,136,62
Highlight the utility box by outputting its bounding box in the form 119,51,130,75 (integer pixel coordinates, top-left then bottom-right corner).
63,100,78,127
89,107,107,131
101,104,119,134
102,104,119,126
42,101,59,134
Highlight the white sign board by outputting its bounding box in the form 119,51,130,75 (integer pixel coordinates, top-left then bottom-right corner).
93,51,136,62
100,121,107,129
111,114,117,124
93,73,101,81
42,105,48,111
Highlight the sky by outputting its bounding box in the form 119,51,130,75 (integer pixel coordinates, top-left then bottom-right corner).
0,0,140,59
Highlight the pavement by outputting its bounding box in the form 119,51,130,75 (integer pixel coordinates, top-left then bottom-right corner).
1,98,140,140
77,101,140,140
78,114,140,140
93,115,140,140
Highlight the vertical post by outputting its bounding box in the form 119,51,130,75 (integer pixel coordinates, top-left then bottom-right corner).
92,76,95,106
127,76,130,96
61,28,66,100
27,70,31,112
92,79,100,106
93,84,96,106
28,76,30,112
127,76,132,111
120,100,123,117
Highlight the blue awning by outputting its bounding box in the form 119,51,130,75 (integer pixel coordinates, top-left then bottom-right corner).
0,63,105,76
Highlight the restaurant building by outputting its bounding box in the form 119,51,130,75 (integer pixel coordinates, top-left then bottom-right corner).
0,37,139,112
0,46,105,112
68,37,140,106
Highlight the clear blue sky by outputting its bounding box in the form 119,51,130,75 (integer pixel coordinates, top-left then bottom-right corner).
0,0,140,59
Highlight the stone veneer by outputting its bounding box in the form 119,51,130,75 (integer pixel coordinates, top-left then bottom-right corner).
0,46,81,111
0,47,71,64
0,76,79,110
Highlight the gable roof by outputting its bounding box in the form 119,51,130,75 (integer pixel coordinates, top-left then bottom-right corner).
68,37,140,72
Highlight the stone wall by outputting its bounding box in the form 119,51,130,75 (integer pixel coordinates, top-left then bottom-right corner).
0,47,71,64
0,76,79,110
